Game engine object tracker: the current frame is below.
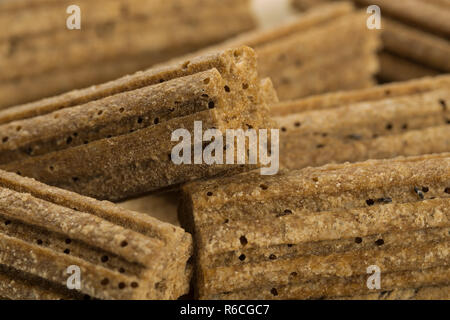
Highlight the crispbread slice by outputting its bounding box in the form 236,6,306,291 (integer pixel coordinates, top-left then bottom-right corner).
254,11,380,100
356,0,450,37
0,0,256,108
269,76,450,170
0,0,251,41
0,69,245,164
215,267,450,299
294,0,450,37
382,18,450,72
180,154,450,299
0,47,277,201
271,75,450,115
0,169,192,300
0,7,254,83
292,0,450,82
0,47,258,124
168,2,379,100
269,47,378,100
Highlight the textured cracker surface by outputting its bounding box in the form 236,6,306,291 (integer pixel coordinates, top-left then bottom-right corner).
270,75,450,170
180,154,450,299
292,0,450,81
0,169,192,300
0,47,277,201
0,0,256,108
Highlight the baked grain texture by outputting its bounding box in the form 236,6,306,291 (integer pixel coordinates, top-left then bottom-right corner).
294,0,450,36
171,2,380,100
270,75,450,170
0,0,253,41
0,169,192,300
180,154,450,299
292,0,450,82
0,0,256,108
0,47,277,201
381,18,450,73
271,75,450,115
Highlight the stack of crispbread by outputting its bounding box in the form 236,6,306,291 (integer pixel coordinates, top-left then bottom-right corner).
170,2,381,101
292,0,450,82
0,45,277,300
0,168,193,300
179,154,450,299
0,46,277,201
1,0,449,301
271,75,450,169
0,0,256,109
